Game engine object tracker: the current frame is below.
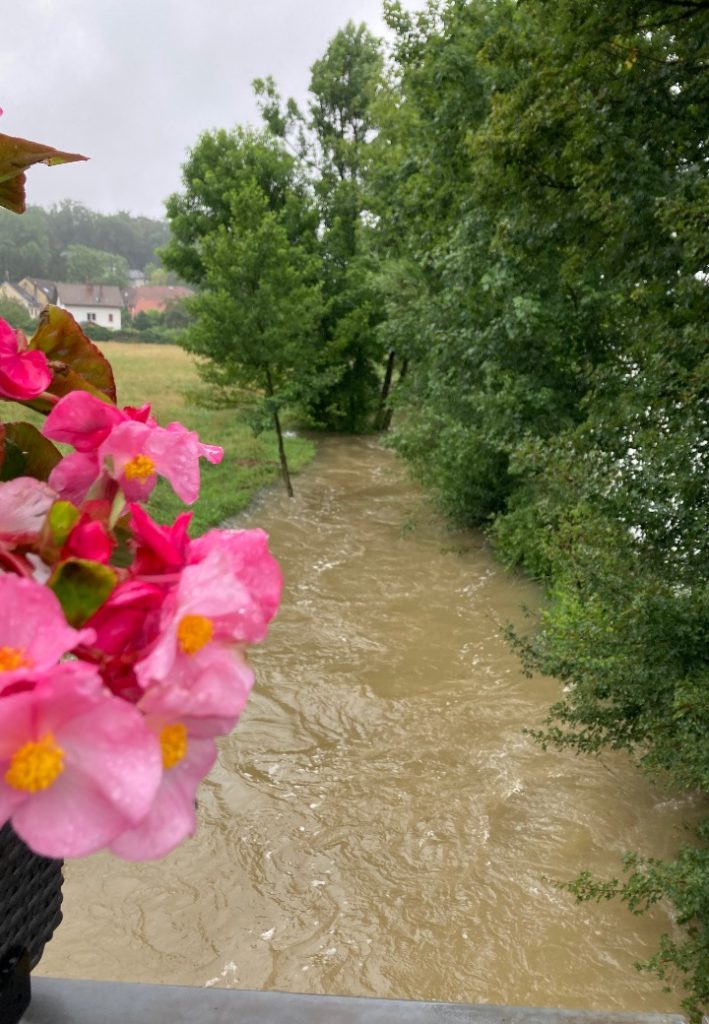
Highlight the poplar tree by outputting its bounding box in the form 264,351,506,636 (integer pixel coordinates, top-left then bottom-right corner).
255,22,386,431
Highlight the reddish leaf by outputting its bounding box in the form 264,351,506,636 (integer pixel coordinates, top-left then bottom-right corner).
28,306,117,409
0,421,62,482
0,172,26,214
0,132,87,214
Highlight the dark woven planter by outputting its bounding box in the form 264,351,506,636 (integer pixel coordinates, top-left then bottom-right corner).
0,824,63,1024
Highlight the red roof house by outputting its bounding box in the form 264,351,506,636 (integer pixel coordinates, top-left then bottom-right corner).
127,285,194,317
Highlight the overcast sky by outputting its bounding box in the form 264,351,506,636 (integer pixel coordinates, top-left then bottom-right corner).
3,0,424,219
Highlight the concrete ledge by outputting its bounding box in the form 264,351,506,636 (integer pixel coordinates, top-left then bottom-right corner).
24,978,686,1024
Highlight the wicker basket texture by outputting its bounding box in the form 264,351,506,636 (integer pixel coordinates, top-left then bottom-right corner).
0,824,63,970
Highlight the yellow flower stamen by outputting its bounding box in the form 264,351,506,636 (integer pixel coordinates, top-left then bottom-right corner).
160,723,188,770
0,646,31,672
6,733,65,793
124,453,156,481
177,614,214,655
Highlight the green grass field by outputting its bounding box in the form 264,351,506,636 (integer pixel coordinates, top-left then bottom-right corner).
16,342,315,535
100,342,315,533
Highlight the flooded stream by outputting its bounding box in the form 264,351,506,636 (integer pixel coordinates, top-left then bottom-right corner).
39,437,696,1013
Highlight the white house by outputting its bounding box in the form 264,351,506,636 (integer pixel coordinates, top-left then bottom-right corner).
17,279,125,331
0,280,44,319
54,283,124,331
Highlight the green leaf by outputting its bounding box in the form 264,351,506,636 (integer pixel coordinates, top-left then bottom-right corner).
0,132,87,214
48,558,117,627
0,421,62,481
28,305,117,408
44,500,81,547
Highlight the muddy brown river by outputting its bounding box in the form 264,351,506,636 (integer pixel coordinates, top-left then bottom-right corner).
39,437,697,1013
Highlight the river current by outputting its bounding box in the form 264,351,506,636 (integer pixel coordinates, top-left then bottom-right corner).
38,437,696,1013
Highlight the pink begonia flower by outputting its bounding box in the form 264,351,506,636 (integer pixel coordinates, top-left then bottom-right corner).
62,513,115,564
188,528,282,632
0,318,51,400
0,477,56,543
109,712,218,861
81,579,166,703
46,450,105,506
43,392,223,505
0,663,162,858
99,419,222,504
128,503,191,576
135,535,282,691
0,575,93,694
139,643,254,734
41,392,149,452
84,579,165,658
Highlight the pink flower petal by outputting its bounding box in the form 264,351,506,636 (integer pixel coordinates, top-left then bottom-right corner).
0,577,92,691
43,391,125,452
48,450,102,505
0,478,57,540
0,667,162,858
0,349,52,400
109,735,216,861
179,548,273,643
64,517,114,563
0,685,34,759
9,769,135,859
0,319,16,355
139,645,254,733
0,321,51,399
129,504,191,575
58,698,162,825
0,782,26,826
167,422,223,465
189,528,282,628
84,579,164,657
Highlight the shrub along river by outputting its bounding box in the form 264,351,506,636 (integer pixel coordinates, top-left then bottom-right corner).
39,437,698,1013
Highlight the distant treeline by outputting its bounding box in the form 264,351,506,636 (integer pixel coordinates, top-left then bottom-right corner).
0,200,169,283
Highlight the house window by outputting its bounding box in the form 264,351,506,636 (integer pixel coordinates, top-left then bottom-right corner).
87,312,97,322
108,313,114,323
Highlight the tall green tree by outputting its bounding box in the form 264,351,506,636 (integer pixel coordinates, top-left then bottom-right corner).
256,22,387,431
63,243,129,286
0,205,52,280
162,128,323,495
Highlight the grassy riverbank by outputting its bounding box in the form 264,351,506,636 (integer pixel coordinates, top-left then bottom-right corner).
100,342,315,533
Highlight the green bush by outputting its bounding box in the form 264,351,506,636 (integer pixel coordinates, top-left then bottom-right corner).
79,321,114,341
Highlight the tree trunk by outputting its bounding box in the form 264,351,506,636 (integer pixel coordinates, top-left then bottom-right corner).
375,350,396,431
265,367,294,498
381,357,408,432
273,408,294,498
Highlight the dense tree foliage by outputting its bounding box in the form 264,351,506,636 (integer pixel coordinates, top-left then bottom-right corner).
255,22,386,430
0,200,169,280
162,128,323,494
162,6,706,1009
0,295,34,332
373,0,708,1015
63,243,129,287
